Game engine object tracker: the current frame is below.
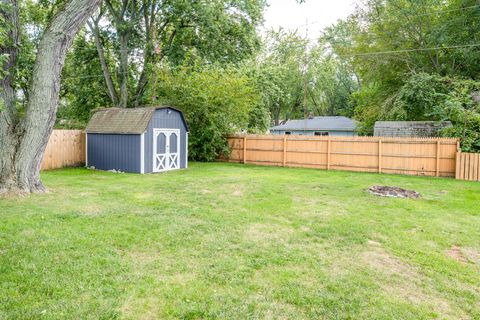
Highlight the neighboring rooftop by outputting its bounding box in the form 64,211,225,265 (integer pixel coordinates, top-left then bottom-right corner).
270,116,357,132
374,121,452,137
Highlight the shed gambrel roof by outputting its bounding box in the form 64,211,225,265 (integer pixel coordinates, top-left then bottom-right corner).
270,116,357,132
86,106,188,134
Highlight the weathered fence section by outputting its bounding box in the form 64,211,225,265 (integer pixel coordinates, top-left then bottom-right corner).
456,152,480,181
41,130,85,170
226,135,460,178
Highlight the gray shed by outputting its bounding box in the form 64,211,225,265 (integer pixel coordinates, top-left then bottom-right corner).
374,121,452,137
270,116,357,136
86,106,189,173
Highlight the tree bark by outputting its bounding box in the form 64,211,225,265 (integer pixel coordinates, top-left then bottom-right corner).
118,32,129,108
0,0,20,193
0,0,101,194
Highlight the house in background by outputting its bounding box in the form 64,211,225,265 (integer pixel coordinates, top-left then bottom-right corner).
270,116,357,136
374,121,452,137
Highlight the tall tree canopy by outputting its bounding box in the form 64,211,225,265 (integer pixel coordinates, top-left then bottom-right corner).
323,0,480,149
84,0,266,108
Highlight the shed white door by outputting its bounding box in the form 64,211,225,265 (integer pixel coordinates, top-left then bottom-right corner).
153,129,180,172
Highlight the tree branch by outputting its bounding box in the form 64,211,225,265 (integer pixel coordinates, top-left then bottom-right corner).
87,17,119,106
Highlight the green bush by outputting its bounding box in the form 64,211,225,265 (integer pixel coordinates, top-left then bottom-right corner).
153,65,263,161
354,73,480,151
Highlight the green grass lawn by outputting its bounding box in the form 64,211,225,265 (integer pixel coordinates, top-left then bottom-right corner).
1,163,479,319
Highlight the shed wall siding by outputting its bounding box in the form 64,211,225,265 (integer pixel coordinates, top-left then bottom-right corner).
271,130,356,136
87,134,141,173
144,108,188,173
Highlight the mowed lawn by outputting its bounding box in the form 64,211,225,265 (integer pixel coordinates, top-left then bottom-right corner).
1,163,479,319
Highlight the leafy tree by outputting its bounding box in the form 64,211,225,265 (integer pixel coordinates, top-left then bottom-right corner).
325,0,480,144
152,65,261,161
86,0,266,108
254,30,307,125
381,73,480,151
59,32,113,127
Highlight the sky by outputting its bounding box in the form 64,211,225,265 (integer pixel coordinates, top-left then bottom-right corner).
263,0,357,40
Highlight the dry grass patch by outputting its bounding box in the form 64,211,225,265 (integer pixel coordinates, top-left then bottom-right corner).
80,204,104,216
120,295,165,320
446,245,469,264
244,223,294,244
132,192,155,200
462,247,480,265
360,243,466,319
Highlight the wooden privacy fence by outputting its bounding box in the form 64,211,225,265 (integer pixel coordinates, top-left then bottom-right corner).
456,152,480,181
226,135,460,178
41,130,85,170
40,130,480,181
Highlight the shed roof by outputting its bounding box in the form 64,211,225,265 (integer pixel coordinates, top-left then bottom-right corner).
270,116,356,132
374,121,452,137
86,106,188,134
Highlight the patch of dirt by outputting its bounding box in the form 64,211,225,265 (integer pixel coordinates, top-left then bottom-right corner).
232,189,243,197
368,186,420,199
463,247,480,265
446,245,469,264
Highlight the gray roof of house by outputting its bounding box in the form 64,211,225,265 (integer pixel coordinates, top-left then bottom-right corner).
270,116,357,132
374,121,452,137
86,106,188,134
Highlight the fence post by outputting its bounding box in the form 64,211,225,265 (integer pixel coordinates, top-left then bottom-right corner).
436,140,441,177
378,139,382,174
327,138,331,170
456,152,461,180
283,136,287,167
243,136,247,164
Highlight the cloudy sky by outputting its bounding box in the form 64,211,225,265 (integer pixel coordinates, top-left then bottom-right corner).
263,0,357,39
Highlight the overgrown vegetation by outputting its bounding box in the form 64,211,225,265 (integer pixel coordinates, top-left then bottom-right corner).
153,65,264,161
9,0,480,162
1,164,479,318
324,0,480,150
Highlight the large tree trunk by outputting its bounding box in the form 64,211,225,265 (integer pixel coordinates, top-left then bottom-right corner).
0,0,101,194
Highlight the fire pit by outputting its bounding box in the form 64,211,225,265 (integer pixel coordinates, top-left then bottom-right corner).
368,186,421,199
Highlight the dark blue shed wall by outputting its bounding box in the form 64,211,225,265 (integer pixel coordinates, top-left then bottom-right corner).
87,134,141,173
144,108,188,173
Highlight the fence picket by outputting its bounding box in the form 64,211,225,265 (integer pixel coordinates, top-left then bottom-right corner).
41,130,85,170
453,152,480,181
